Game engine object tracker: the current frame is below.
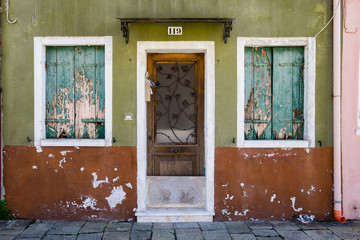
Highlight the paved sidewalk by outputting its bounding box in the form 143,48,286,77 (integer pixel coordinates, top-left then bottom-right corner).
0,219,358,240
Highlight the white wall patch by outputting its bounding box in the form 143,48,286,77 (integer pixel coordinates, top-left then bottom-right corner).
92,172,109,188
82,196,100,210
36,145,43,153
290,196,303,212
106,186,126,209
59,158,66,168
60,150,72,156
270,193,277,202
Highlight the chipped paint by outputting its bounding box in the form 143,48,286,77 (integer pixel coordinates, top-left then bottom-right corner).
36,146,43,153
59,158,66,168
105,186,126,209
113,176,120,182
240,183,245,187
222,183,228,187
234,209,250,216
61,150,72,156
32,165,37,169
125,183,133,189
82,196,101,210
48,154,54,158
80,167,85,172
114,168,118,171
290,196,303,212
305,148,310,153
270,193,277,202
92,172,109,188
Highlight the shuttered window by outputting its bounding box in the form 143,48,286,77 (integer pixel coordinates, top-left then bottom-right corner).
244,47,304,140
45,46,105,139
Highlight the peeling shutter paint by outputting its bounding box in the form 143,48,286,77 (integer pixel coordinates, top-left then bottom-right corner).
244,47,304,140
45,46,105,139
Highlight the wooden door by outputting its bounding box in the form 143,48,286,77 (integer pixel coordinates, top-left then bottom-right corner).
147,53,204,176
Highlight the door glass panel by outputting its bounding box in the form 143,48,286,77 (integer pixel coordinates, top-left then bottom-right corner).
154,63,196,144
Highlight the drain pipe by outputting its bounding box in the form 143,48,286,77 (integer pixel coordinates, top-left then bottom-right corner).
333,0,346,223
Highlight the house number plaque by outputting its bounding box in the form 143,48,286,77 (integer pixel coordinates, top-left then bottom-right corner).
168,26,183,35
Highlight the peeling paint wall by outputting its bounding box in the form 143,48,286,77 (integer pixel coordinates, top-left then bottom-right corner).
342,0,360,220
214,148,333,221
3,146,136,220
0,0,335,221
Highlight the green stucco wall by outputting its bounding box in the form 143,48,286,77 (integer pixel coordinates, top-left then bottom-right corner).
1,0,333,147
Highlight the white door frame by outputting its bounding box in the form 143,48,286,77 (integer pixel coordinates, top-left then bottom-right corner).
136,41,215,215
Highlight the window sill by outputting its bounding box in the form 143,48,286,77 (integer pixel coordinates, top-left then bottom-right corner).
40,139,108,147
242,140,309,148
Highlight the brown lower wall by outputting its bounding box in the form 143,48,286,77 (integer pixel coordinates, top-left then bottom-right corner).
3,146,137,221
3,146,333,221
214,147,333,221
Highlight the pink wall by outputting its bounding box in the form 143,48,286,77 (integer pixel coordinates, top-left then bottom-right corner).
342,0,360,220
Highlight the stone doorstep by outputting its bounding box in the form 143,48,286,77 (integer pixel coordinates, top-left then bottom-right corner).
136,208,214,223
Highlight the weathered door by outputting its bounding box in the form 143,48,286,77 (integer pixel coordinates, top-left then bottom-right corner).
147,53,204,176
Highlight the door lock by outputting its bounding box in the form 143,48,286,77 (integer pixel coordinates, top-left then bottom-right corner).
172,147,180,153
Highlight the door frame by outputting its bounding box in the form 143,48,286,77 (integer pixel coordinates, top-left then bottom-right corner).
136,41,215,214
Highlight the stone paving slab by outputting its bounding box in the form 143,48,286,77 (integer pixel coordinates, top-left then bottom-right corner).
5,220,32,230
202,230,231,240
103,231,130,240
225,221,251,234
76,233,103,240
270,220,300,231
151,229,175,240
0,221,9,231
298,221,327,230
152,223,174,230
130,230,151,240
304,229,341,240
246,221,273,230
252,229,278,237
0,229,23,236
230,233,256,240
17,222,55,238
42,235,77,240
174,222,199,229
0,236,15,240
79,221,107,233
278,230,312,240
105,221,132,232
132,222,152,231
257,237,282,240
175,228,203,240
199,222,226,231
47,221,85,235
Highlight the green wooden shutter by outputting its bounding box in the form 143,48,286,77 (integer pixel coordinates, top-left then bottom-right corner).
272,47,304,139
45,46,105,139
244,47,272,139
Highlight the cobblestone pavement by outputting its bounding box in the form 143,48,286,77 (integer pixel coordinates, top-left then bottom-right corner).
0,219,358,240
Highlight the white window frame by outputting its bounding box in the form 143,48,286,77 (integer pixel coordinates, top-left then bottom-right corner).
237,37,316,148
34,36,113,147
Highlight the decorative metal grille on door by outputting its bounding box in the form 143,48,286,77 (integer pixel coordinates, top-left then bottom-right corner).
154,63,197,145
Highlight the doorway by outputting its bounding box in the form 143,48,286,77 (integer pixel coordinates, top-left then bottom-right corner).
136,42,215,222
